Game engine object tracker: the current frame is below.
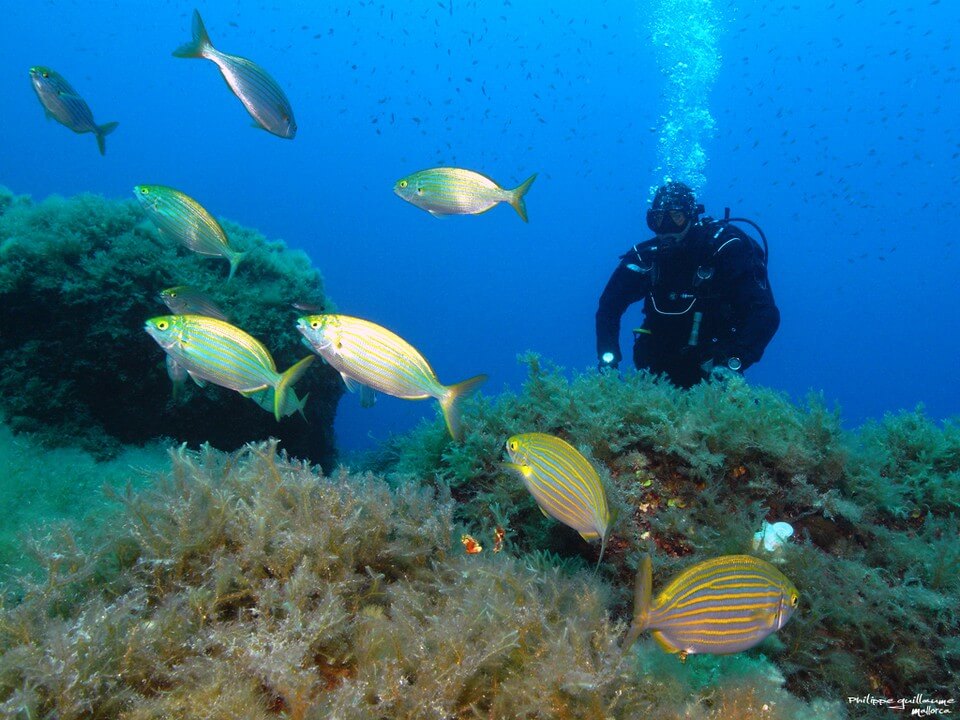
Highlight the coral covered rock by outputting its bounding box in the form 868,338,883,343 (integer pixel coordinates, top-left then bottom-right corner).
0,186,342,467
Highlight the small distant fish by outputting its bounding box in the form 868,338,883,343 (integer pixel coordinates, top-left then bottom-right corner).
135,185,246,281
292,301,325,314
623,554,799,659
145,314,313,421
296,314,486,440
173,9,296,139
461,534,482,554
28,66,118,155
393,168,537,222
159,286,229,321
503,433,611,566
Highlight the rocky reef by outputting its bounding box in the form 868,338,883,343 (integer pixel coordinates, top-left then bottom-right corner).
0,186,342,469
0,355,956,718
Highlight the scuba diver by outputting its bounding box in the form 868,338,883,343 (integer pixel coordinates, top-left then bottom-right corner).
596,181,779,388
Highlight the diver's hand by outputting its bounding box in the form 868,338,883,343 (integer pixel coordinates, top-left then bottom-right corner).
598,352,619,373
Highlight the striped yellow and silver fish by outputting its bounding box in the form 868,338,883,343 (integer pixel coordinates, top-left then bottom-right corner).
296,314,486,440
173,9,296,139
504,432,611,565
623,554,799,658
135,185,246,281
145,314,313,421
159,285,229,321
29,66,118,155
394,168,537,222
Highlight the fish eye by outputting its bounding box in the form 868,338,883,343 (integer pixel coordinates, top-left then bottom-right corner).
336,342,343,349
42,71,49,79
310,320,320,329
399,180,408,188
507,440,518,451
140,187,149,195
790,594,799,607
157,321,168,331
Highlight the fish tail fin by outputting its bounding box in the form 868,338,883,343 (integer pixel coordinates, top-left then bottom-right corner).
594,532,609,573
274,355,314,421
95,121,119,155
439,374,487,441
173,9,214,59
507,173,537,223
226,250,247,282
295,392,309,421
622,553,653,652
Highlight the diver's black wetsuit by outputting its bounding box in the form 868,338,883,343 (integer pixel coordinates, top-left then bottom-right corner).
596,219,780,388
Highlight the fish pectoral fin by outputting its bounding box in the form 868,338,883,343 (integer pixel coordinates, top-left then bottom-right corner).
749,607,777,629
502,462,532,478
340,372,363,393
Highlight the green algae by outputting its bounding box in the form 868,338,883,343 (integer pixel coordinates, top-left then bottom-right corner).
373,355,960,706
0,440,845,720
0,186,343,468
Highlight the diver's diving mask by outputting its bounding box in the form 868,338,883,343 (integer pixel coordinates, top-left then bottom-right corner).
646,208,689,235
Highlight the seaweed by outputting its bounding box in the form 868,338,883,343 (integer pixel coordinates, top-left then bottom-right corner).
374,356,960,704
0,440,844,720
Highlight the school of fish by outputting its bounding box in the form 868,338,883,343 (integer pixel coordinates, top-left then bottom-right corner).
34,7,798,661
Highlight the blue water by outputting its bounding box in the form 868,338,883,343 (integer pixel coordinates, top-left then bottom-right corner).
2,1,957,453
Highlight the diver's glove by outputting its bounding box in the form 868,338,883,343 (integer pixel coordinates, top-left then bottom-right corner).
598,351,619,373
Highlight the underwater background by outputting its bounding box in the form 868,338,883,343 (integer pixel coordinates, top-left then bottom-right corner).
0,1,958,718
2,0,958,450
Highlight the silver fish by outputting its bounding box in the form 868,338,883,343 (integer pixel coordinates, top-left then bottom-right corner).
173,10,296,139
29,66,118,155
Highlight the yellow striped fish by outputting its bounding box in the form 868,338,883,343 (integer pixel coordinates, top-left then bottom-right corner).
296,314,486,440
623,554,799,658
394,168,537,222
135,185,246,281
145,315,313,421
504,433,611,566
173,10,296,139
